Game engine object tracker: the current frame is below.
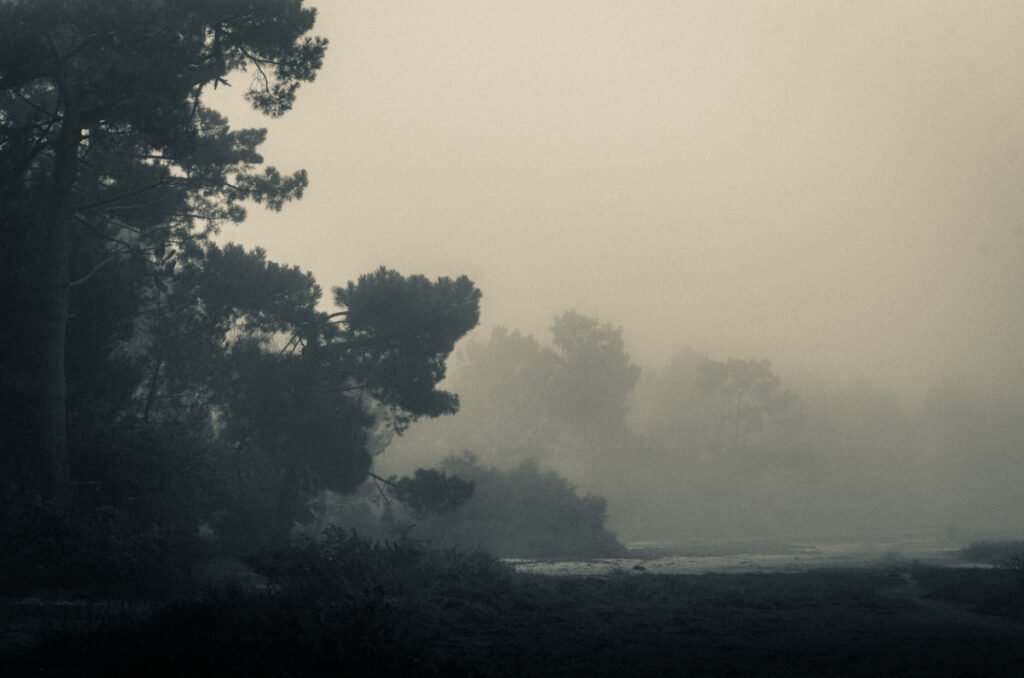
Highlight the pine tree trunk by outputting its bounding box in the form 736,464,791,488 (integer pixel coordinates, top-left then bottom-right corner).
276,462,302,540
34,102,81,507
37,214,71,505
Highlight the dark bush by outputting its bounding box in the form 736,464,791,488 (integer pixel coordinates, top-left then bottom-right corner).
248,526,514,601
0,501,202,596
387,468,475,519
408,453,627,559
0,423,214,596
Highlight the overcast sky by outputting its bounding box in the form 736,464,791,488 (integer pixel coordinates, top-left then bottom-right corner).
208,1,1024,395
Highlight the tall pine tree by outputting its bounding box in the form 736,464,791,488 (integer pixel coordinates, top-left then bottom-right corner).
0,0,326,504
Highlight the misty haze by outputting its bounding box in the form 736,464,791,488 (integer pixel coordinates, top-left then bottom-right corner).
3,1,1023,675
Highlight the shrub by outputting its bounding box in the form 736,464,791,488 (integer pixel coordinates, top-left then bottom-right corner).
248,526,514,601
0,501,202,596
412,453,627,558
386,469,475,519
314,454,626,559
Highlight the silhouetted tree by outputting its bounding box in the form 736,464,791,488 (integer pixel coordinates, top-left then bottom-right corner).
333,267,483,427
436,327,562,463
0,0,325,505
386,469,475,520
549,311,640,447
696,358,796,456
135,248,481,540
384,312,641,494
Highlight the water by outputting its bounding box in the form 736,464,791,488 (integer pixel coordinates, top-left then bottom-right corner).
507,537,990,576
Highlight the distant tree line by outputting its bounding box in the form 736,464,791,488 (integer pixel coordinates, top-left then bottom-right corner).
386,319,1024,542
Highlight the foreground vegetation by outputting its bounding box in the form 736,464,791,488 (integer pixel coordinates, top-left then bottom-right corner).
4,531,1024,677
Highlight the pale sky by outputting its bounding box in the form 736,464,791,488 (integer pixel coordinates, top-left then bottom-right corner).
208,1,1024,395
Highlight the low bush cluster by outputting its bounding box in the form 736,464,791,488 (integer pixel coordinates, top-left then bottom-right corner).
248,526,515,601
334,454,627,559
9,529,517,676
0,501,201,596
408,455,627,558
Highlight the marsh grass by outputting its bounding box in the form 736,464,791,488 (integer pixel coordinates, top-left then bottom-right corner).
6,532,1024,676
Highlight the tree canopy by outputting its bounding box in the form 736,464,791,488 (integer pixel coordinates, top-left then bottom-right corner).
0,1,482,573
549,311,641,447
696,357,797,455
1,0,326,503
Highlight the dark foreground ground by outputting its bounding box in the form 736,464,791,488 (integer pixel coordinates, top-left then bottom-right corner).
3,549,1024,676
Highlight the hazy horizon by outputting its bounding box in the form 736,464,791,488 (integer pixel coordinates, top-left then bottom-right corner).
207,1,1024,397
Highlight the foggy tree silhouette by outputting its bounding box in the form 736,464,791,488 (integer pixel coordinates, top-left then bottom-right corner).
549,311,640,484
0,0,325,506
696,358,796,456
141,250,481,541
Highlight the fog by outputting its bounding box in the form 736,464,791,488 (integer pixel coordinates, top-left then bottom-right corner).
208,2,1024,543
